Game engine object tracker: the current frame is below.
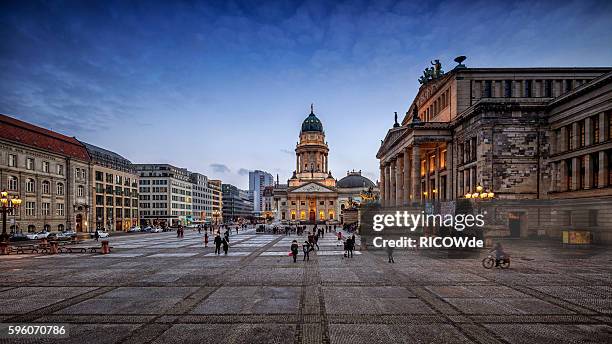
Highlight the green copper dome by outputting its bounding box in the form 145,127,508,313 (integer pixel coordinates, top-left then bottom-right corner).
301,105,323,132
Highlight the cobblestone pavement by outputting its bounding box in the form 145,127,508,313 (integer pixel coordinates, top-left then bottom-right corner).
1,228,610,344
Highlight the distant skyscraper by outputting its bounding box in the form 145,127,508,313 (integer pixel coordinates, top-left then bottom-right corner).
249,170,273,216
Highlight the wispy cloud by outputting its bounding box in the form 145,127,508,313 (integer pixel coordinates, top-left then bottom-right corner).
238,168,250,176
210,163,230,174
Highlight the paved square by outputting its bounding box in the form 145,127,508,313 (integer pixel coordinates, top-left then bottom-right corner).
1,227,610,343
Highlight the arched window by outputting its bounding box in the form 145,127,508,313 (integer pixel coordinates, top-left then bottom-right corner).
26,179,35,193
77,185,84,197
58,224,65,231
27,224,36,232
8,176,18,191
56,182,64,195
42,180,51,194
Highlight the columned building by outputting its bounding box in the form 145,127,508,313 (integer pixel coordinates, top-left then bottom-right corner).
274,106,340,223
377,60,612,243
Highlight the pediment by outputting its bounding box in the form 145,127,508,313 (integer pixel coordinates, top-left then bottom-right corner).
290,182,335,193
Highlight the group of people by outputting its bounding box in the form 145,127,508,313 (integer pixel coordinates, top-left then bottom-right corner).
206,230,230,255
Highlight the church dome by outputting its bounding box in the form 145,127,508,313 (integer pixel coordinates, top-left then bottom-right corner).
301,106,323,132
337,171,375,189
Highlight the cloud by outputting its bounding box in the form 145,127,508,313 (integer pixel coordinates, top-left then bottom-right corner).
280,148,294,155
210,163,230,174
238,168,250,176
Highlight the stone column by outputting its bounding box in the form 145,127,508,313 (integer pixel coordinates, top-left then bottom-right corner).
296,154,300,173
434,147,440,201
385,163,391,206
396,154,403,206
559,160,567,191
446,143,454,200
585,117,592,146
389,159,396,207
572,157,579,190
380,164,386,207
572,122,579,149
584,155,592,189
411,145,421,203
600,112,608,144
403,147,410,205
599,151,608,188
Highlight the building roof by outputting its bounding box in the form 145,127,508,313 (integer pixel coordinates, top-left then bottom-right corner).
80,141,133,171
0,114,90,161
301,105,323,132
337,171,375,189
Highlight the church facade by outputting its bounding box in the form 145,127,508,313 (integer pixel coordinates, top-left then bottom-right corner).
273,106,339,223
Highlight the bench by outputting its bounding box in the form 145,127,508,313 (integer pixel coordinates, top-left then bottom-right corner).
62,247,88,253
87,246,114,253
13,245,38,254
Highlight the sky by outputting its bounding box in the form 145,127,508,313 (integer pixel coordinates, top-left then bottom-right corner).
1,0,612,189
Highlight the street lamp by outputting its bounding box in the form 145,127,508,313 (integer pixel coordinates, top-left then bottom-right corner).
1,190,22,243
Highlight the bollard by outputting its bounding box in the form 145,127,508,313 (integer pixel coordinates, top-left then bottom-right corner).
0,242,9,255
101,240,110,254
50,241,59,254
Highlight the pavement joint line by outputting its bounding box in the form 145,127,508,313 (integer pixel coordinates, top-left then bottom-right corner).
367,250,510,344
5,286,118,324
117,228,276,344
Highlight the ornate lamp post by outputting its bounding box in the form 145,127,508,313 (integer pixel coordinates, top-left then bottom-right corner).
1,190,22,243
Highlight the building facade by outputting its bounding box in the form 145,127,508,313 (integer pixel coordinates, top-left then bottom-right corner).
81,142,139,232
377,60,612,243
208,179,223,224
135,164,192,227
336,170,379,224
222,183,253,221
0,114,91,234
249,170,273,216
190,172,216,223
273,106,340,223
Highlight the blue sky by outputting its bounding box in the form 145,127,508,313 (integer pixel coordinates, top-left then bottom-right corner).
1,0,611,189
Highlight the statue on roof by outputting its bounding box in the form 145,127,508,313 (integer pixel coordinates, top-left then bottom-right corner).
418,59,445,84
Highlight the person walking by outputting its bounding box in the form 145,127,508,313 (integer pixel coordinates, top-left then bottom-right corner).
302,240,311,261
347,234,355,258
337,230,342,246
222,236,229,255
214,234,222,255
204,232,209,247
290,240,299,263
198,225,202,234
313,232,320,251
94,229,99,242
307,232,315,252
387,245,395,263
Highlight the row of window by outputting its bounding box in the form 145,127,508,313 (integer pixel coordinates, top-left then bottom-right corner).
285,210,335,220
289,200,334,206
422,88,450,121
95,207,138,219
94,171,137,187
6,154,65,175
22,201,64,216
479,79,586,99
6,176,84,196
564,150,612,191
559,112,612,153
